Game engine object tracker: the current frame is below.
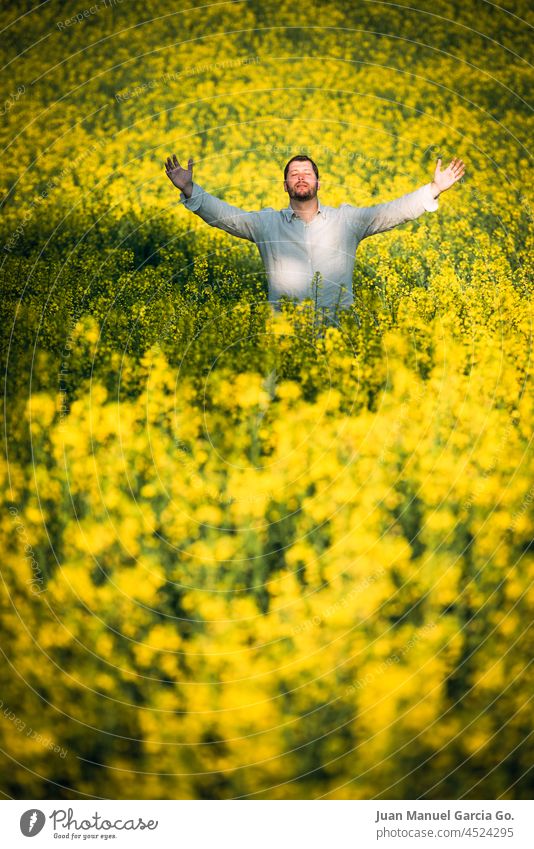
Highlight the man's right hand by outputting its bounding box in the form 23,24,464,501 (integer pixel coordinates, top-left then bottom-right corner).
165,154,194,198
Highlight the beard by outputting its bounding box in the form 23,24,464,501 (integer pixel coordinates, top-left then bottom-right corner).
287,182,318,202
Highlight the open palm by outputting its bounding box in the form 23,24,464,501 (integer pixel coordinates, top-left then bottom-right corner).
433,157,465,193
165,153,194,194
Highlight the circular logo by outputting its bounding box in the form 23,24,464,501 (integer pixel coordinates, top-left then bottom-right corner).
20,809,46,837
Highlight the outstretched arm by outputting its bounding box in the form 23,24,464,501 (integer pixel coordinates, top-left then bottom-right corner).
165,153,261,242
345,156,466,240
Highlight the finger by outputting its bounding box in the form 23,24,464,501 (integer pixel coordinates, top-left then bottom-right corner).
188,157,194,171
165,157,173,171
173,154,179,167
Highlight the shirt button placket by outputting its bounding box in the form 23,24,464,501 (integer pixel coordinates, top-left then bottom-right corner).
303,221,311,267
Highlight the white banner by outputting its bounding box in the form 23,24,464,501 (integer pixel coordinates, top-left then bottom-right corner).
2,799,532,848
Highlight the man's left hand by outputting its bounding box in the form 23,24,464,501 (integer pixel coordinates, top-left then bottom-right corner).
431,157,465,197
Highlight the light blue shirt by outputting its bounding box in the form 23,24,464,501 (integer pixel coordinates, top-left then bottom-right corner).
179,181,439,312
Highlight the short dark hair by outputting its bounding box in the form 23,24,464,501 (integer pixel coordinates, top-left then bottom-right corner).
284,155,319,181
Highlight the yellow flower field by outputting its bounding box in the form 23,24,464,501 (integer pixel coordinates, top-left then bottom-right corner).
1,0,532,799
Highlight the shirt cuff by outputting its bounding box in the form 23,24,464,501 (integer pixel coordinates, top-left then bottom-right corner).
421,182,439,212
179,181,204,212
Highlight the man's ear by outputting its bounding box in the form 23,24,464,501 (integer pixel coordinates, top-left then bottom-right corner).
283,180,288,192
317,179,321,191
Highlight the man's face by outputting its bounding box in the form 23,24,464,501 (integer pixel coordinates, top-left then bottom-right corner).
284,161,319,201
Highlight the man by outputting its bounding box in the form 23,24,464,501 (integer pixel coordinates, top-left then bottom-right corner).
165,152,465,317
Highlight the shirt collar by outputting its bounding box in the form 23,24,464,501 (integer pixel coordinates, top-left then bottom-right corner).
282,198,327,222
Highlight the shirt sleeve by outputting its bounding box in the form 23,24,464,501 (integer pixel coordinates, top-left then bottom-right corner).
343,183,439,240
179,182,262,243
